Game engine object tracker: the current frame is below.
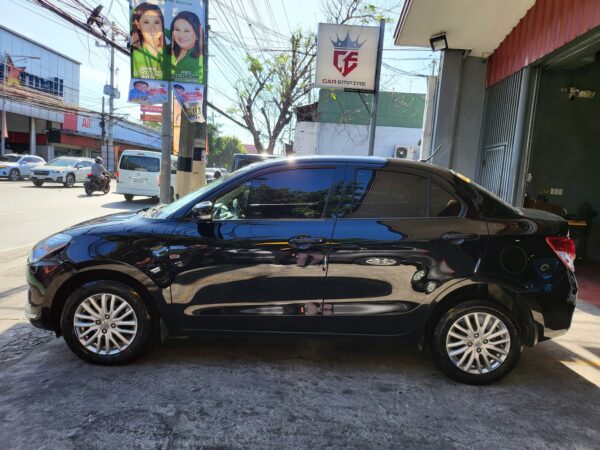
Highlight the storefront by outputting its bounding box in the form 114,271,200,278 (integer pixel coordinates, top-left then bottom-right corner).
395,0,600,263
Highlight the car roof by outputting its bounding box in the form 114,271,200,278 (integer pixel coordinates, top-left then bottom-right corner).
246,155,455,180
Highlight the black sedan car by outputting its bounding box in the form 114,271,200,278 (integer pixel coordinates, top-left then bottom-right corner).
26,156,577,384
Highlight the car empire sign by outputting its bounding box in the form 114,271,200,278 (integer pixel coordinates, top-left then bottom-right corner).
315,23,379,91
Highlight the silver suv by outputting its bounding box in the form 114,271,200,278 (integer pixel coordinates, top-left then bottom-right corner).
30,156,95,188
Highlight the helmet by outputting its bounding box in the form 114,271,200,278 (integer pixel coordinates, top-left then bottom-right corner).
95,157,103,164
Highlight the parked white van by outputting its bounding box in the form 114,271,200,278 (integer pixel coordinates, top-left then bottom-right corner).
116,149,177,202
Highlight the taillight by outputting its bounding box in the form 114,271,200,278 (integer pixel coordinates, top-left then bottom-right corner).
546,236,576,272
158,175,161,187
115,169,119,182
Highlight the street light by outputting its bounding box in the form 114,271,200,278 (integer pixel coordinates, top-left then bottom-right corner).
429,32,448,52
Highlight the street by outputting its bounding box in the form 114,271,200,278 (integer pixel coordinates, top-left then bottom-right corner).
0,180,599,449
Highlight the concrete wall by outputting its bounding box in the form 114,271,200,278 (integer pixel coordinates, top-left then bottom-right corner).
430,51,486,179
294,122,422,158
528,61,600,261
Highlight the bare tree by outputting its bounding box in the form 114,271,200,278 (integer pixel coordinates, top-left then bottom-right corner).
234,30,316,154
322,0,383,25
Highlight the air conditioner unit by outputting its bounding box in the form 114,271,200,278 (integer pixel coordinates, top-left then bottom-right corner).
395,146,415,159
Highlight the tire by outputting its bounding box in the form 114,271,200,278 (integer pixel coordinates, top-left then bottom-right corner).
64,173,75,188
61,280,153,365
32,180,44,187
8,169,20,181
84,185,93,196
430,300,521,385
103,183,110,194
124,194,134,202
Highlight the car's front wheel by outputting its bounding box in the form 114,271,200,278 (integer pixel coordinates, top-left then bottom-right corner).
63,173,75,188
32,180,44,187
8,169,20,181
61,281,153,365
431,300,521,384
124,194,134,202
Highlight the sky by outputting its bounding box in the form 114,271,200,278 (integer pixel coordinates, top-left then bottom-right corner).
1,0,437,151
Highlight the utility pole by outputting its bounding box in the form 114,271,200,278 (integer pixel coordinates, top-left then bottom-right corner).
160,83,173,203
107,25,116,172
96,25,117,171
367,19,385,157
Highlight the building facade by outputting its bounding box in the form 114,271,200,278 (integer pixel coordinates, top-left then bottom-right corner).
395,0,600,262
294,90,425,159
0,25,160,170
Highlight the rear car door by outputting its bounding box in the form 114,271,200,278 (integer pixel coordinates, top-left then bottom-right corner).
169,163,344,333
323,164,489,336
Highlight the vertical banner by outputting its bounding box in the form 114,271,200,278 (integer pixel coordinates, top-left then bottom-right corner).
129,0,206,106
173,82,205,123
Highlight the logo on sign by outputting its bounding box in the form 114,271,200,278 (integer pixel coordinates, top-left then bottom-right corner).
331,32,364,77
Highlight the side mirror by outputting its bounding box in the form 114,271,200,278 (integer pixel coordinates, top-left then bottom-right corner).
192,201,213,221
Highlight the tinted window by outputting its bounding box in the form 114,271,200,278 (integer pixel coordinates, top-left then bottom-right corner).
0,155,20,162
214,168,335,220
120,155,159,172
351,170,428,218
430,183,461,217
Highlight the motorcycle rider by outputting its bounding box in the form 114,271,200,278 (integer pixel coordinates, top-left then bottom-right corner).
91,156,108,189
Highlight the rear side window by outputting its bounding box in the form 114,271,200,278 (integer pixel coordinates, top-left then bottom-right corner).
352,170,428,218
120,155,159,173
350,169,461,218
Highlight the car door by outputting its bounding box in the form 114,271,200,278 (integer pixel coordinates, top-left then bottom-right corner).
168,163,344,333
322,164,489,336
22,157,38,176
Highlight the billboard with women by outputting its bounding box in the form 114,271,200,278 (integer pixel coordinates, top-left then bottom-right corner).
129,0,205,119
130,0,206,83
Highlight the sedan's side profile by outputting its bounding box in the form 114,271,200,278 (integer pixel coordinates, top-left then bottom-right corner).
26,156,577,384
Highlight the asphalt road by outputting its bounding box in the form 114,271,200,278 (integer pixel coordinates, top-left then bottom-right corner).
1,179,599,449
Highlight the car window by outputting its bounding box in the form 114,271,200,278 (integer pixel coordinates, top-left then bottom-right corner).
213,168,335,220
120,155,159,172
0,155,20,162
430,182,461,217
48,158,77,167
351,169,428,218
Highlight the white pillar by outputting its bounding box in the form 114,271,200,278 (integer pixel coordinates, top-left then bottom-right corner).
29,117,36,155
47,145,54,161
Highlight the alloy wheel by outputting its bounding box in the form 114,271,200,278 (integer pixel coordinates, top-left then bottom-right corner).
73,293,138,355
65,174,75,187
445,312,511,374
9,169,19,181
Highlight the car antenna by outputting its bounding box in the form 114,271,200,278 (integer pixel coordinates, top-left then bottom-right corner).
420,145,443,163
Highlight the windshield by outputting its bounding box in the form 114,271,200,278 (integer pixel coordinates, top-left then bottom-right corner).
0,155,20,162
47,158,78,167
144,174,231,219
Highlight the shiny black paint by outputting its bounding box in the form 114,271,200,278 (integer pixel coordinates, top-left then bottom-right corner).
26,156,577,345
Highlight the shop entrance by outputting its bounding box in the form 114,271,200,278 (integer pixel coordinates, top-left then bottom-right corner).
524,37,600,301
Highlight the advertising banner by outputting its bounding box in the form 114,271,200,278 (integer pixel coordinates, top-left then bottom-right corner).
130,0,206,84
127,78,169,104
173,82,205,123
315,23,379,91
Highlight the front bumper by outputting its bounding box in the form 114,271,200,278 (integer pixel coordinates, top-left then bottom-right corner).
31,174,66,183
26,256,76,333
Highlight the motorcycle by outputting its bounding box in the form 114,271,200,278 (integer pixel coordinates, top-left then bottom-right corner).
84,173,111,196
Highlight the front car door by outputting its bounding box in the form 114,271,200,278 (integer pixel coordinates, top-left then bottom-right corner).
168,163,344,333
323,163,489,336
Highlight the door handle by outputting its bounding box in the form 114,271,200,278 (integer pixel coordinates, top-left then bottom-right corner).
289,235,326,249
440,232,479,242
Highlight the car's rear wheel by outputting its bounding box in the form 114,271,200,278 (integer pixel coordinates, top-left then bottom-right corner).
431,300,521,384
84,184,93,196
64,173,75,188
8,169,20,181
61,281,153,365
32,180,44,187
124,194,134,202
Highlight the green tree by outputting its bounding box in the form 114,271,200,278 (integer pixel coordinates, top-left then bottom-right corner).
207,123,246,169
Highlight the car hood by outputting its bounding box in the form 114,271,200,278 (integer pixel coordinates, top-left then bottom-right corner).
37,165,76,171
63,211,145,236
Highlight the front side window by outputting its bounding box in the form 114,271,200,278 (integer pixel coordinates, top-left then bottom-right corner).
213,168,335,220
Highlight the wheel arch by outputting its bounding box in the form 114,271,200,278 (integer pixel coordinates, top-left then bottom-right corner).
426,281,538,348
50,268,164,338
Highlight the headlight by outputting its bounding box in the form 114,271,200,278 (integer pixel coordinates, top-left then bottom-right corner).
51,170,61,174
30,233,72,264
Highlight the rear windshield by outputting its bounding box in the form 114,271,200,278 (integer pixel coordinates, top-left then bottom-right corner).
120,155,159,173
